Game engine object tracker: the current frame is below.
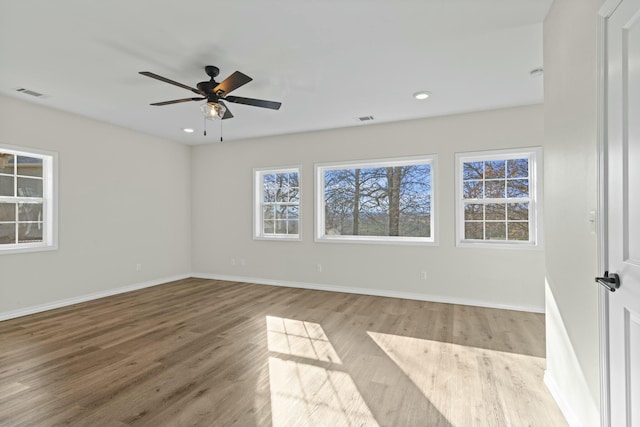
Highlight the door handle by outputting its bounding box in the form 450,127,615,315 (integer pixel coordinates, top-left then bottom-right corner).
595,271,621,292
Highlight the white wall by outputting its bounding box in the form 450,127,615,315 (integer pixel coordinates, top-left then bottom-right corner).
543,0,604,425
0,95,191,317
191,104,546,311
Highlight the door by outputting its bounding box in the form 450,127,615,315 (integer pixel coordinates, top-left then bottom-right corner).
603,0,640,425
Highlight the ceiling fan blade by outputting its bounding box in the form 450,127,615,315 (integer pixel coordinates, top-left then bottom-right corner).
224,95,282,110
150,97,205,106
139,71,203,95
213,71,253,96
218,100,234,120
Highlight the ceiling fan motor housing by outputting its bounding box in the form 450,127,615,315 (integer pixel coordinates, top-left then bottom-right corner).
197,81,223,100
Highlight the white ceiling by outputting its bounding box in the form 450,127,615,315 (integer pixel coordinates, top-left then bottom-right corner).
0,0,551,145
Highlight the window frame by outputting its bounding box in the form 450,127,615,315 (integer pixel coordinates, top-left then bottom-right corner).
455,147,543,249
253,165,302,241
0,144,58,255
315,155,437,245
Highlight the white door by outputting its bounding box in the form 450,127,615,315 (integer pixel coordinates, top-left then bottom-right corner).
603,0,640,425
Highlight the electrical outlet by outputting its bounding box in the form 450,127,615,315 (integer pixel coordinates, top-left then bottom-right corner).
588,210,597,234
420,271,427,281
317,263,323,273
231,258,236,266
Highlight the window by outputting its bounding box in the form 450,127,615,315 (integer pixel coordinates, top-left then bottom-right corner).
254,167,300,240
316,155,436,244
0,145,57,254
455,147,542,248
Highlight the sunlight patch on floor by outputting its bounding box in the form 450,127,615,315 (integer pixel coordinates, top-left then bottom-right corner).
266,316,377,427
367,331,552,427
266,316,342,363
267,357,378,427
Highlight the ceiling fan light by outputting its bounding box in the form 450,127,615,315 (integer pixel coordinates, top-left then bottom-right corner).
201,102,226,120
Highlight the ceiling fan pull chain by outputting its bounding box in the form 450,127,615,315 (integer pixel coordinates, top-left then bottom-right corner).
204,116,207,136
220,119,223,142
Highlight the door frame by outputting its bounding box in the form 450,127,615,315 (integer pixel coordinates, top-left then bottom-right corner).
597,1,624,426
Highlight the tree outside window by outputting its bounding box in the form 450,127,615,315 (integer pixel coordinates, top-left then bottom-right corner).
254,167,300,240
455,148,542,248
316,156,436,244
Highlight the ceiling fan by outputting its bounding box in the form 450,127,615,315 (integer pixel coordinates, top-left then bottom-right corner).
139,65,281,121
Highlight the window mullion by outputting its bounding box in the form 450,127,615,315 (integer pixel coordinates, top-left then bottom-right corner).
0,196,44,203
14,196,18,244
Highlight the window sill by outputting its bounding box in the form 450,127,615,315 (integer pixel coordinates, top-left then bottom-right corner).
253,235,302,242
0,244,58,255
456,240,542,250
316,235,437,246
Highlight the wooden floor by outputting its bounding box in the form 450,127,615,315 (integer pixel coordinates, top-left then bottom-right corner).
0,278,567,427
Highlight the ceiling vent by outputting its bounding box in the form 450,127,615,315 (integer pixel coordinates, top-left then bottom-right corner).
357,115,374,122
16,88,44,97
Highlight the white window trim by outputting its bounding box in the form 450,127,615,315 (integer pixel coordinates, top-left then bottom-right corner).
253,165,302,241
455,147,543,249
315,155,437,245
0,144,58,255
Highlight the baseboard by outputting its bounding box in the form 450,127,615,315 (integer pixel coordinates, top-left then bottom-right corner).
0,273,191,322
191,272,545,313
544,370,581,427
1,272,544,322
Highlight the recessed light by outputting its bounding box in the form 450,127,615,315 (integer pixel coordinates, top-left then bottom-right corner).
182,128,195,133
413,91,431,100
